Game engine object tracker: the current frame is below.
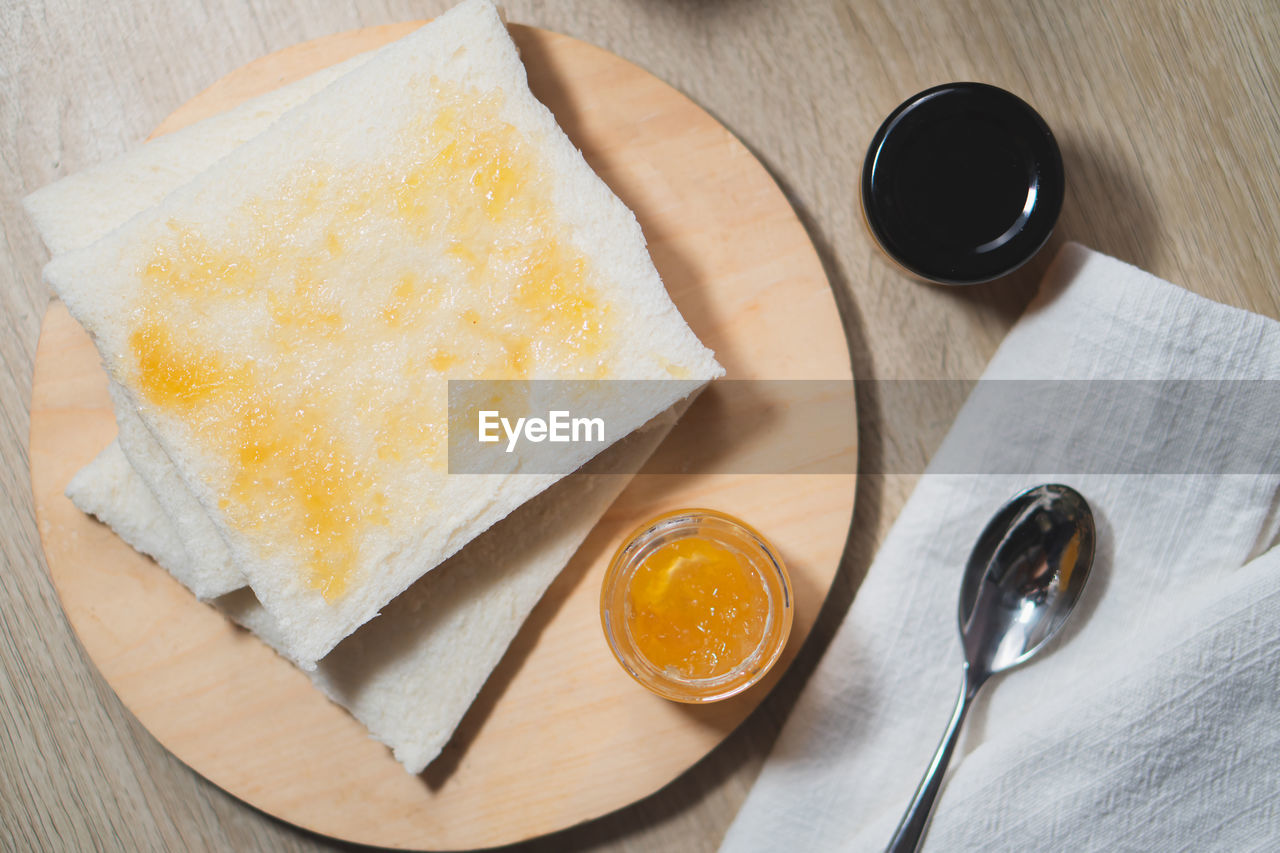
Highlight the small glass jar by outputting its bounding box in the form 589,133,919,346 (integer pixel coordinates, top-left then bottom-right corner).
601,508,793,703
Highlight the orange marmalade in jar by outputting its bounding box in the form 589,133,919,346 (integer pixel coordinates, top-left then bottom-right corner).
601,509,793,703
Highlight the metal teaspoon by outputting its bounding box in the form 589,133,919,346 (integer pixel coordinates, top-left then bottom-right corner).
886,483,1096,853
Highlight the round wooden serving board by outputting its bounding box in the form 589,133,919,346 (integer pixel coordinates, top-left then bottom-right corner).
29,23,856,850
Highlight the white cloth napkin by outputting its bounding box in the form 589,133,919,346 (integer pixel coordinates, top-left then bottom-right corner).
720,243,1280,852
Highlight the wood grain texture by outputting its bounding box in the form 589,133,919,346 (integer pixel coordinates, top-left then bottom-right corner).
4,1,1279,851
27,23,855,849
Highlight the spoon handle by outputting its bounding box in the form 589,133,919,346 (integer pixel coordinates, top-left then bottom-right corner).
885,673,980,853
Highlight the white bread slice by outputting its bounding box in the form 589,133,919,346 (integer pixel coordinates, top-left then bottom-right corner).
109,386,242,598
41,0,722,667
69,408,677,772
27,39,390,599
68,441,193,584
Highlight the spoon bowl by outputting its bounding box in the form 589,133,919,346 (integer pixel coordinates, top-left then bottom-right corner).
959,483,1095,679
887,483,1095,853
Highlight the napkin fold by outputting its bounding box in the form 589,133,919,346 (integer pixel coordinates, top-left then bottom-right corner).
720,243,1280,852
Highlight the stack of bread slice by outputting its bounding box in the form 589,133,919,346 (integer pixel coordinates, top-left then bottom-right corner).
27,0,721,773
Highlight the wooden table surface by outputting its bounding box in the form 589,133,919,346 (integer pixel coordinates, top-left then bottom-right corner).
3,1,1278,850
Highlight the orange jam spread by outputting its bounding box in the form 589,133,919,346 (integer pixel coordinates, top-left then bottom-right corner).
625,537,770,680
127,80,614,599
